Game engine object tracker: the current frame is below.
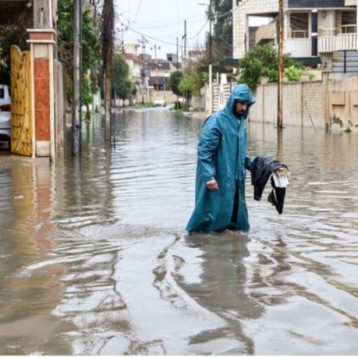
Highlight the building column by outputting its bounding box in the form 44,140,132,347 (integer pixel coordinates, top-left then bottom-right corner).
27,29,56,159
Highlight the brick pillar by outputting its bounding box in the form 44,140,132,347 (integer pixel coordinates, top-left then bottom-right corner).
27,29,56,159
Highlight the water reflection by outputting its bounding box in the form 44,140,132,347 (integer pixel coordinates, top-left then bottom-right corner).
0,156,72,354
245,123,358,354
0,108,358,354
175,232,263,354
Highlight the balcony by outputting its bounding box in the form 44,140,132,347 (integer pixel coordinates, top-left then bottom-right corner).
318,25,357,53
285,29,312,57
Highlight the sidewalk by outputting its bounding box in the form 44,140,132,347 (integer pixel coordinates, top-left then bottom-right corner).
183,111,208,121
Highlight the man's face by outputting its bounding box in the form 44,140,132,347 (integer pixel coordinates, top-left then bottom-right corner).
235,100,248,115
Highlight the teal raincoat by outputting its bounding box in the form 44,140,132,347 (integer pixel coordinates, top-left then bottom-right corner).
186,84,255,233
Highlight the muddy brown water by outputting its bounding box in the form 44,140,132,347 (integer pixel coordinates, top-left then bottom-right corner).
0,107,357,354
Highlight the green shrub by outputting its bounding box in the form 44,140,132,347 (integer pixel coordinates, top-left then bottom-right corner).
238,44,304,89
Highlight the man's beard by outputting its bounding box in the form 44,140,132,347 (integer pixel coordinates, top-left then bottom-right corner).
234,109,245,118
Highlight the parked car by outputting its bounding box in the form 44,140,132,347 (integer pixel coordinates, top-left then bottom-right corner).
153,96,166,107
0,84,11,148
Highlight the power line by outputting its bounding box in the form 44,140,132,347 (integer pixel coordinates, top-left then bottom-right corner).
133,0,143,23
117,14,209,51
125,25,178,47
187,18,209,40
118,13,206,30
213,29,233,49
216,9,233,19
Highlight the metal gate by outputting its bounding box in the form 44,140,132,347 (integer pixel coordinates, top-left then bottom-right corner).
11,45,32,156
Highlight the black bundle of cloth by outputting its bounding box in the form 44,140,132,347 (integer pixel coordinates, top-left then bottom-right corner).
250,155,288,214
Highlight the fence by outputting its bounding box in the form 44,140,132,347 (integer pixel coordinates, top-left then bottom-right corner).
194,72,358,130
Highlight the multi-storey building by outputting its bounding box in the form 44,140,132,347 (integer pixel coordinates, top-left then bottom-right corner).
117,43,181,103
233,0,358,72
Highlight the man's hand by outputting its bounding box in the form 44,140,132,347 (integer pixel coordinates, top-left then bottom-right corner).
206,179,219,190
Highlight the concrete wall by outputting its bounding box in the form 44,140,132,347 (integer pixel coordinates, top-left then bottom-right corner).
199,72,358,131
328,73,358,129
250,77,327,129
250,73,358,130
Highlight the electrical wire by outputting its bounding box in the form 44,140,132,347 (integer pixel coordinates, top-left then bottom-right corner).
117,13,210,50
125,25,178,47
115,2,236,56
133,0,143,23
187,18,209,41
213,29,233,49
216,9,233,20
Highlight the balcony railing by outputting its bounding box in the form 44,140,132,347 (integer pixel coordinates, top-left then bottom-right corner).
318,25,357,52
287,30,309,39
319,25,357,36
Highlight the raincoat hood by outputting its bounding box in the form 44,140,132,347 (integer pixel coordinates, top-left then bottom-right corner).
225,84,255,119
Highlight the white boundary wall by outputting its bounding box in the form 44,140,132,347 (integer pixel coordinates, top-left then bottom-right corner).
197,72,358,130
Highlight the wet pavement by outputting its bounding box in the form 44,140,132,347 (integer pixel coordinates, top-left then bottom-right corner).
0,107,358,354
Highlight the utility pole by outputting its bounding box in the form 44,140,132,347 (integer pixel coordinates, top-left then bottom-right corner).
119,21,125,53
176,37,179,69
138,34,148,54
208,0,213,114
183,20,187,60
151,44,160,94
199,1,213,113
102,0,114,141
72,0,82,156
277,0,284,129
138,35,148,103
208,0,213,65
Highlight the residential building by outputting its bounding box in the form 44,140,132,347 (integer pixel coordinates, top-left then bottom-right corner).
120,43,180,103
233,0,358,71
0,0,59,158
147,60,174,92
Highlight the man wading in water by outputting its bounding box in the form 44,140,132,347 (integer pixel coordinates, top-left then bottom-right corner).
186,84,289,233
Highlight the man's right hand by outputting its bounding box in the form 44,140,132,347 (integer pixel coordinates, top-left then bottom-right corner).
206,179,219,190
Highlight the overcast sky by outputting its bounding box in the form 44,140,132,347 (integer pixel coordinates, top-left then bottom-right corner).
115,0,210,59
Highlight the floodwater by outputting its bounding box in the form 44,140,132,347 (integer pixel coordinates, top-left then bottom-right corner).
0,107,358,355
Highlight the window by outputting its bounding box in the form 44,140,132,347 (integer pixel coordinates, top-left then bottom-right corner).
341,10,356,33
289,13,309,38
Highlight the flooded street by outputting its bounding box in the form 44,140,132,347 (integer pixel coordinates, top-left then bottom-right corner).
0,107,358,355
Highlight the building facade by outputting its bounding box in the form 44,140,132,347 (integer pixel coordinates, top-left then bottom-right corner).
119,43,180,104
233,0,358,72
0,0,59,159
